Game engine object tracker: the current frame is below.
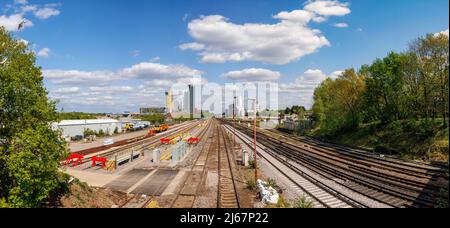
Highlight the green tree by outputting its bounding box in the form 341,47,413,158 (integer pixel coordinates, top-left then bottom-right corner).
362,52,409,123
409,34,449,126
312,69,365,136
0,27,67,208
335,69,366,128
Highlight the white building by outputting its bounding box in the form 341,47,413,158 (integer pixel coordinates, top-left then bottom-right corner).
52,119,122,138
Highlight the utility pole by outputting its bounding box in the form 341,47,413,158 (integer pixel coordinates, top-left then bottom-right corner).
248,98,258,182
233,96,237,146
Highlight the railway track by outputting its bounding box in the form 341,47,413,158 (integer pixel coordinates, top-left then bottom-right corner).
271,128,448,178
217,125,240,208
228,122,448,208
170,119,214,208
222,124,357,208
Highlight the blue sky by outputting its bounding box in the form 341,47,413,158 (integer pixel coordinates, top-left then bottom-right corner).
1,0,449,113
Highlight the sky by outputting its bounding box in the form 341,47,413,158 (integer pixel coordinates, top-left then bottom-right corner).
1,0,449,113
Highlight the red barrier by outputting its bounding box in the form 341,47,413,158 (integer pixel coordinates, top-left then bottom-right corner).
187,138,200,145
148,130,157,137
65,154,84,167
160,138,171,145
91,156,107,168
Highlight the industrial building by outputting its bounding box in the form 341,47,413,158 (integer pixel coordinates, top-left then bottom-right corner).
52,119,123,138
139,107,166,115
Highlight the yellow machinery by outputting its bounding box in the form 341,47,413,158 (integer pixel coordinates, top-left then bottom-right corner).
125,123,134,131
153,124,169,133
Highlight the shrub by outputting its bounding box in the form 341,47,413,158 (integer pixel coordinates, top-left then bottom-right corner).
293,195,315,208
245,178,256,191
276,196,291,208
266,178,282,193
83,128,96,137
248,160,256,169
97,129,105,137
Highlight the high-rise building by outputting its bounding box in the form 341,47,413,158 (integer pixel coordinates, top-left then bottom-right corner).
189,85,194,120
165,90,173,114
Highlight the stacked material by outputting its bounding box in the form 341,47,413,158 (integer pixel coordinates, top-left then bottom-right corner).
257,180,279,205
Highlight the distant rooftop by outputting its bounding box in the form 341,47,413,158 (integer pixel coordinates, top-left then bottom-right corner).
55,119,120,126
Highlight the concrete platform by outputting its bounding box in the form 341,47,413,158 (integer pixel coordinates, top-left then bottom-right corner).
104,169,152,192
131,169,179,196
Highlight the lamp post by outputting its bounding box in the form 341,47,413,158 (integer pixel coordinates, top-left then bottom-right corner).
248,98,258,182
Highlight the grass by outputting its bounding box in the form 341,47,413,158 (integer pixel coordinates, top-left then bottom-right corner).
276,196,290,208
266,178,278,189
245,178,256,191
248,160,256,169
312,119,449,162
293,195,315,208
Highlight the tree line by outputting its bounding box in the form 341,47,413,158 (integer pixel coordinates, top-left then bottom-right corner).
312,33,449,137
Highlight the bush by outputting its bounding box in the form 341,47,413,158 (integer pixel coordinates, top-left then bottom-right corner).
276,196,290,208
248,160,256,169
97,129,105,137
293,195,315,208
83,128,96,137
114,127,119,134
266,178,282,193
245,178,256,191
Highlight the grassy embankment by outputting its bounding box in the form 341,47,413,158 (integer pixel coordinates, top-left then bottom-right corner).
309,119,449,163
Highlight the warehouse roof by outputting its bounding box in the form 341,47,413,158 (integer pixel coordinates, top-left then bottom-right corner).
55,119,120,126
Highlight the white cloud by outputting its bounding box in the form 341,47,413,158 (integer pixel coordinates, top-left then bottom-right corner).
51,87,80,94
273,10,315,25
329,70,344,79
222,68,281,82
279,69,341,108
37,47,50,57
43,61,203,85
179,42,205,51
43,69,121,85
121,62,203,79
14,0,28,5
34,7,60,19
333,22,348,28
131,50,140,57
18,38,29,45
150,56,161,62
181,1,351,65
21,5,37,13
0,14,33,31
435,29,449,37
304,0,351,17
45,61,205,112
182,13,189,22
181,15,330,65
89,86,134,93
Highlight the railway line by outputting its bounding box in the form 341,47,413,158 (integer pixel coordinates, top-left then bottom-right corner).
222,124,357,208
272,128,448,177
170,119,214,208
217,124,240,208
170,120,241,208
226,121,448,208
